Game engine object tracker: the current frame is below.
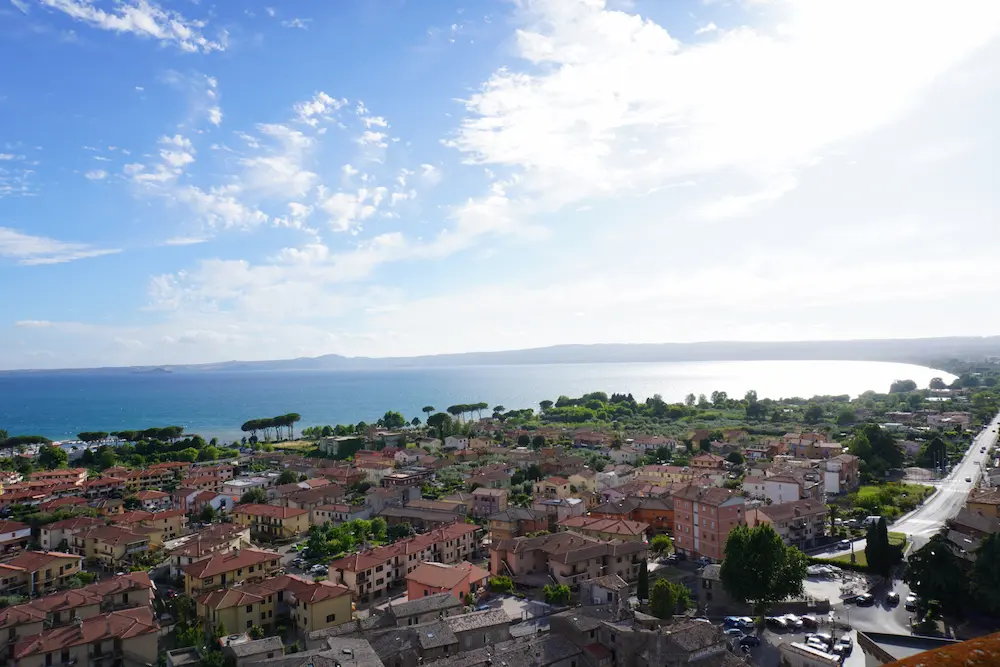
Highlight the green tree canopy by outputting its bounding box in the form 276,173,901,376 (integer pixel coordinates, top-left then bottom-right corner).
864,517,893,579
239,488,268,505
970,533,1000,615
903,534,967,617
650,534,673,553
637,560,649,601
37,444,68,470
720,523,808,616
277,470,299,485
649,578,688,619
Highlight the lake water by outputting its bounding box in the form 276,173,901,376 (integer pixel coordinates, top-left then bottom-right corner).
0,360,953,442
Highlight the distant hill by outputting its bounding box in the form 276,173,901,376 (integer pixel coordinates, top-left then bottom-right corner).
5,336,1000,375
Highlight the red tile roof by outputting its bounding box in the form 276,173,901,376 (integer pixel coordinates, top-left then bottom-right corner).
135,490,169,500
183,547,280,579
558,515,649,536
234,504,308,519
14,607,157,658
0,551,81,574
79,526,148,546
329,522,479,573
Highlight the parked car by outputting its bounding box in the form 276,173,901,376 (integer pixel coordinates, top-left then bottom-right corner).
724,628,744,637
855,593,875,606
800,615,818,628
806,632,834,648
905,594,919,611
887,592,900,605
782,614,804,629
697,556,711,566
739,635,761,648
836,636,853,654
723,616,743,628
806,637,829,652
766,616,789,630
738,617,755,630
837,539,851,550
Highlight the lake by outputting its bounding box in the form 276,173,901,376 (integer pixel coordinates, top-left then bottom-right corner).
0,360,953,441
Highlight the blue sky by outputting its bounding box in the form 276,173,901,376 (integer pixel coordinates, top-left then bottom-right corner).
1,0,999,369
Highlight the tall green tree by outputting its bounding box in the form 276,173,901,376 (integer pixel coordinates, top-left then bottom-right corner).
637,560,649,601
720,523,808,617
37,444,68,470
426,412,452,440
969,533,1000,615
903,535,967,617
865,517,893,578
649,578,679,619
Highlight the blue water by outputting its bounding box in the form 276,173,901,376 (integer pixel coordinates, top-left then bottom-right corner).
0,360,952,442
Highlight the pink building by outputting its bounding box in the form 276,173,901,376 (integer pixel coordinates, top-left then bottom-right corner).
673,485,745,563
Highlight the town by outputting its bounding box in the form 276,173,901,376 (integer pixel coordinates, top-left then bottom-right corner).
0,373,999,667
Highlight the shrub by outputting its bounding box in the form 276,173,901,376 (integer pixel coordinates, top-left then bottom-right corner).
488,576,515,594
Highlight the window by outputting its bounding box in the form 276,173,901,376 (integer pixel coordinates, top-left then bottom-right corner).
326,614,336,622
246,605,253,613
249,565,255,573
247,620,253,629
237,569,242,576
45,654,53,667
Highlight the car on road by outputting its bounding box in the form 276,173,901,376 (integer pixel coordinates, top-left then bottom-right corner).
966,477,973,482
887,592,900,605
724,616,755,630
905,594,919,610
855,593,875,606
739,635,761,648
697,556,711,566
837,539,851,550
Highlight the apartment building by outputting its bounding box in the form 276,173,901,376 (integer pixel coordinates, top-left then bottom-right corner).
589,497,674,534
71,526,150,569
183,547,283,596
280,485,347,511
110,509,188,547
11,607,158,667
673,485,745,562
165,523,251,577
309,504,371,528
745,499,827,549
0,551,83,596
328,522,479,604
489,532,648,586
124,466,180,492
824,454,861,495
197,574,352,637
29,469,88,486
691,454,726,470
487,508,549,541
404,561,490,601
134,490,172,512
471,488,508,518
634,465,695,486
82,477,127,499
233,504,310,540
533,477,572,499
0,520,31,554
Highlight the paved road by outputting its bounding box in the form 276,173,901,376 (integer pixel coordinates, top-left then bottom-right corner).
814,414,1000,559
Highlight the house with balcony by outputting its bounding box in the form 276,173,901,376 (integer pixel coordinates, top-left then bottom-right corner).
10,607,158,667
0,551,83,596
134,490,172,512
71,526,150,569
110,509,188,547
489,532,648,587
328,522,479,604
487,507,549,541
745,498,827,549
183,547,282,596
233,504,310,540
673,485,745,563
0,520,31,554
82,477,127,499
471,488,508,518
533,477,573,499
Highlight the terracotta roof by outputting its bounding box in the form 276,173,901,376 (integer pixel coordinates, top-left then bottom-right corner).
404,561,489,590
85,477,126,487
1,551,80,573
135,490,169,500
183,547,280,579
79,525,148,546
38,497,88,510
110,510,155,524
330,522,478,573
197,573,349,610
543,476,570,485
13,607,157,659
886,631,1000,666
559,515,649,536
757,498,826,522
472,487,508,497
0,520,29,534
673,484,743,506
969,489,1000,506
234,504,308,519
0,604,46,629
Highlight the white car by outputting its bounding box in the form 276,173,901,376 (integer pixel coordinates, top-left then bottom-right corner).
782,614,804,629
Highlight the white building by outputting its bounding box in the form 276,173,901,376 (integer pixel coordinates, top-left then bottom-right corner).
742,475,802,505
394,449,421,465
444,435,469,450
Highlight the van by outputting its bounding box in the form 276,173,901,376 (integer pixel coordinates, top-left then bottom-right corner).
861,516,882,527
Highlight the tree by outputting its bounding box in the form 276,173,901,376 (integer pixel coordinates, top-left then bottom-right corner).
199,651,226,667
650,578,678,619
123,495,141,510
970,533,1000,615
684,393,696,407
720,523,808,617
726,451,744,465
531,435,546,448
248,625,266,640
890,379,918,393
517,434,530,448
277,470,299,485
929,377,947,390
543,583,571,605
903,535,967,617
637,560,649,601
387,523,414,541
97,447,118,469
917,436,948,468
239,488,268,505
864,517,892,579
381,411,406,430
200,504,217,523
422,406,435,416
410,417,421,427
539,400,554,411
175,624,204,649
37,444,68,470
828,505,839,535
492,405,505,419
426,412,452,440
836,408,856,426
804,403,824,424
489,576,514,594
651,534,673,553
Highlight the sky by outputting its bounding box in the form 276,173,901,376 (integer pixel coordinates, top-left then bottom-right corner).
1,0,999,370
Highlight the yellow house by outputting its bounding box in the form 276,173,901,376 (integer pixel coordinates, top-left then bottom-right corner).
234,504,310,540
196,574,352,636
183,547,282,596
0,551,83,596
634,465,695,485
110,509,188,547
568,471,597,493
533,477,572,499
70,526,149,569
967,489,1000,518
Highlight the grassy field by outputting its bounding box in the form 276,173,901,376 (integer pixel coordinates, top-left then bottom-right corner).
827,531,907,568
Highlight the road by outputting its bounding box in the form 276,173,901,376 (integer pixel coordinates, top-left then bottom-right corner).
814,413,1000,560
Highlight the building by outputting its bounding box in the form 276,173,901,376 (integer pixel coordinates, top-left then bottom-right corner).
860,629,998,665
471,487,508,517
222,476,274,499
310,503,371,527
489,532,647,587
328,522,479,604
532,497,587,525
533,477,573,499
672,485,745,562
404,561,490,601
745,498,827,549
165,523,250,577
589,497,674,534
82,477,126,499
197,573,352,637
487,507,549,541
381,467,435,489
743,475,803,505
183,547,282,596
443,436,469,450
690,454,726,470
634,465,695,486
558,515,649,542
0,551,83,596
824,454,861,494
110,509,188,546
11,607,158,667
134,489,172,512
222,635,285,667
30,469,88,485
967,488,1000,518
233,504,311,540
71,526,150,569
0,520,31,553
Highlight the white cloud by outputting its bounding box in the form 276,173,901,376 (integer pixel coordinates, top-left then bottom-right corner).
358,131,388,148
0,227,120,265
281,18,311,29
239,123,318,198
695,22,718,35
14,320,54,328
361,115,389,129
265,6,275,17
163,236,208,246
0,154,19,160
84,169,107,180
318,186,385,232
174,185,269,230
208,106,223,126
294,92,346,127
419,163,441,185
37,0,226,53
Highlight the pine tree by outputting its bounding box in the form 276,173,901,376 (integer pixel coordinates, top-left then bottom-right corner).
637,560,649,601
